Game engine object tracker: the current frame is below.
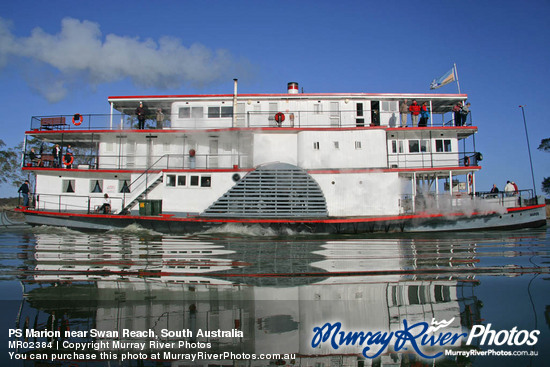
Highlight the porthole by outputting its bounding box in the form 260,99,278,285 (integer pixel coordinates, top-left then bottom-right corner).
232,173,241,182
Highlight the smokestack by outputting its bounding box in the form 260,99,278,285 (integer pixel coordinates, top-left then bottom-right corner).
287,82,299,94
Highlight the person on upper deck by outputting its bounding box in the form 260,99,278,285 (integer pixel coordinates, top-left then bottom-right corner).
408,100,421,127
453,102,463,126
399,100,409,127
29,148,41,167
156,108,165,129
461,102,471,125
136,102,146,129
504,181,515,196
64,144,74,169
52,144,61,168
419,102,429,127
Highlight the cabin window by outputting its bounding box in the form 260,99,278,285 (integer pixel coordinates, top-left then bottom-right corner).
435,139,452,152
201,176,211,187
180,107,204,119
313,142,320,150
381,101,398,112
90,180,103,193
408,140,420,153
334,141,339,149
208,107,220,118
355,141,362,149
166,175,176,187
390,140,397,153
119,180,130,193
421,140,430,152
62,179,75,193
221,106,233,117
191,107,203,118
179,107,190,118
190,175,199,186
208,106,233,118
177,176,186,186
314,104,323,114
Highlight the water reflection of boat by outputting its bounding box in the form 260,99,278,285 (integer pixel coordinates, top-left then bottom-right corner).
12,234,490,366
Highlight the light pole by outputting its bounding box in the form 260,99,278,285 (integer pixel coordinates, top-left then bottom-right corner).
519,105,537,197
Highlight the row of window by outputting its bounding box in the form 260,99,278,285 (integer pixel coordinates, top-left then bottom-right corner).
60,175,213,193
166,174,211,188
62,179,130,194
313,141,362,150
178,106,233,119
390,139,452,154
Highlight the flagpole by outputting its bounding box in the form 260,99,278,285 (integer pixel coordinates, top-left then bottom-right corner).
454,63,461,94
519,105,537,197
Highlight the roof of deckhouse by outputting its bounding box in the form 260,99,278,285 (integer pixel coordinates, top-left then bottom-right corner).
108,93,468,116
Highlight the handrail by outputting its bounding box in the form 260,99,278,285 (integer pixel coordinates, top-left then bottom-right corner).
22,152,250,171
31,192,124,214
122,154,169,208
399,189,535,214
29,110,475,132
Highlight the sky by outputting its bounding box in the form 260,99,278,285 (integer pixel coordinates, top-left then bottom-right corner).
0,0,549,197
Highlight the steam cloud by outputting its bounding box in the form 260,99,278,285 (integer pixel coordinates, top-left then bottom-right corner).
0,17,250,102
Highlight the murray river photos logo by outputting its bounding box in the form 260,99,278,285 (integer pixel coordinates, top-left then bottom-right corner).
311,318,540,359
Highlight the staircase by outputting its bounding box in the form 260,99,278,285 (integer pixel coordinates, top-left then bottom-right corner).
120,171,164,214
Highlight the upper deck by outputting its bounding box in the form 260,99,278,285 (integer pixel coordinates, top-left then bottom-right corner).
27,91,470,133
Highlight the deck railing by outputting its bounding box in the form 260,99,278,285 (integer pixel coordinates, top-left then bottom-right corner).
26,193,125,214
29,110,473,131
399,189,535,214
23,152,251,170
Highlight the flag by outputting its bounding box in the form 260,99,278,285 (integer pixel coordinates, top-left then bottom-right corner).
430,67,456,89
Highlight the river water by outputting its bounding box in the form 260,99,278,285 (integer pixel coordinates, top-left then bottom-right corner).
0,223,548,366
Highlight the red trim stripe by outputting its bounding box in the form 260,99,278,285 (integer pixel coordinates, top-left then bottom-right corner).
16,204,545,224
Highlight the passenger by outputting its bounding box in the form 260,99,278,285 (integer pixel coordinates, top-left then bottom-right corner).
156,108,165,129
504,181,515,196
64,144,74,169
419,102,429,127
461,102,471,125
18,180,31,207
29,148,41,166
399,99,409,127
408,100,421,127
453,102,463,126
512,181,519,195
52,144,61,168
97,194,111,214
490,184,499,198
135,101,146,129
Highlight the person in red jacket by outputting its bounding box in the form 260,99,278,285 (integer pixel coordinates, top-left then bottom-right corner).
408,100,421,127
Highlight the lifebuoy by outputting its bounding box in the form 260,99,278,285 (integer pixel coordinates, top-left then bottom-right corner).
275,112,285,124
467,173,473,186
464,156,470,166
72,113,83,126
63,154,74,166
189,149,196,157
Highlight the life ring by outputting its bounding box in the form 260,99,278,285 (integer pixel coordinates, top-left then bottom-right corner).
464,156,470,166
275,112,285,124
62,154,74,166
189,149,196,157
467,173,473,186
72,113,83,126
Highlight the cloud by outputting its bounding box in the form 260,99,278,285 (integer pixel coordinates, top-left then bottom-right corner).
0,17,252,102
